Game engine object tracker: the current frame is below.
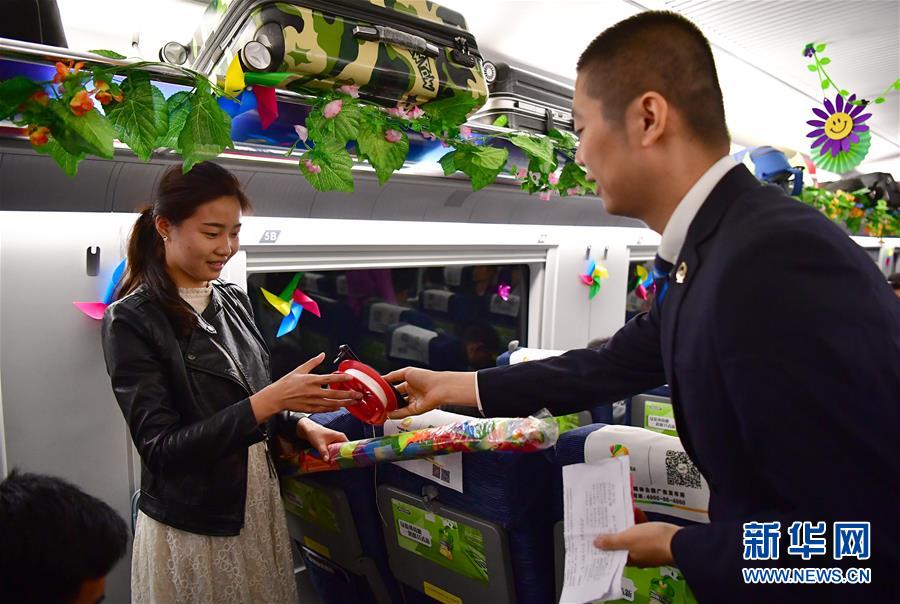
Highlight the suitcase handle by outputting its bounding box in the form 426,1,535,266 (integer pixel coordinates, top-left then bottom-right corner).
353,25,440,58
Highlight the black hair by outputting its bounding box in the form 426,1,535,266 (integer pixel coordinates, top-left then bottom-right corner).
577,11,729,147
888,272,900,290
117,162,252,336
0,470,129,603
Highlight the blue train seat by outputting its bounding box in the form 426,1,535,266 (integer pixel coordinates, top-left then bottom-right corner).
384,323,467,371
482,292,522,348
628,385,676,435
419,289,479,332
545,424,706,603
377,410,559,604
356,303,433,372
278,410,402,604
302,272,339,298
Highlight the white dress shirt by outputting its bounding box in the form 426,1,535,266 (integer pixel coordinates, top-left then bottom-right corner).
473,154,738,415
657,154,737,263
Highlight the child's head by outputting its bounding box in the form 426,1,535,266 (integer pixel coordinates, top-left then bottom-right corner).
0,470,129,603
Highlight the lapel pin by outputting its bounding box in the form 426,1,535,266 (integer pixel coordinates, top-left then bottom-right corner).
676,261,688,284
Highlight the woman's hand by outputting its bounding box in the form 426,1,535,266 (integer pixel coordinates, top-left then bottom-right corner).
297,417,349,462
251,353,362,422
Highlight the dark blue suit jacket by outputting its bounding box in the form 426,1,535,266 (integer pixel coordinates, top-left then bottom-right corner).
478,165,900,602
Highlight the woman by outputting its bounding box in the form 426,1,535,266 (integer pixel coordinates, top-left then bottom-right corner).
101,162,362,603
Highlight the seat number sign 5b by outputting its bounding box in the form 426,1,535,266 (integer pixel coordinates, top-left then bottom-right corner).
259,230,281,244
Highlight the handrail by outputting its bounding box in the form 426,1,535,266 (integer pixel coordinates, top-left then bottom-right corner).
0,37,134,66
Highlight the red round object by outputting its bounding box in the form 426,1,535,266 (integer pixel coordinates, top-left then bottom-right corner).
330,360,397,425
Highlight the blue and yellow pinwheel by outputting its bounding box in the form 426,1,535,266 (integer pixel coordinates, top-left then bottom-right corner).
260,272,321,337
579,259,609,300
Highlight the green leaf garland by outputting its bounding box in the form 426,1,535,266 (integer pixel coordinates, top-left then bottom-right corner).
300,139,354,192
178,79,234,173
104,71,168,161
2,52,596,198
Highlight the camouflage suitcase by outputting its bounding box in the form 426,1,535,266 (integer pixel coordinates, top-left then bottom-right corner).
470,61,574,134
187,0,488,108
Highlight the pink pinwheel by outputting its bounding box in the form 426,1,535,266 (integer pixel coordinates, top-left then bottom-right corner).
497,283,511,301
74,258,126,320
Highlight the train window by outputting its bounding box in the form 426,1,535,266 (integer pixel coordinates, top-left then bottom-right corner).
247,265,529,380
625,259,656,322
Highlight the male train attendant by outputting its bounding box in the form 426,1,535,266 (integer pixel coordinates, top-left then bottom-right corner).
384,11,900,603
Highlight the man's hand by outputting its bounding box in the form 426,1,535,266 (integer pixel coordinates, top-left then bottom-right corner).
383,368,478,419
594,522,681,567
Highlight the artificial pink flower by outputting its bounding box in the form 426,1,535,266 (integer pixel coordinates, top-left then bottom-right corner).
322,99,343,119
421,131,437,141
567,187,582,196
516,167,528,179
407,105,424,119
538,190,552,201
294,124,308,142
548,171,560,185
384,129,402,143
530,172,541,185
388,106,408,119
304,159,322,174
337,84,359,98
459,125,472,138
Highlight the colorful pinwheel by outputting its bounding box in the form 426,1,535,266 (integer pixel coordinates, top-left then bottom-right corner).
497,283,511,301
579,259,609,300
260,272,321,337
633,264,654,301
73,258,126,319
807,93,871,173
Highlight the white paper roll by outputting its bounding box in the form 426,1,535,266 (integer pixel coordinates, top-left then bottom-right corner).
344,368,388,406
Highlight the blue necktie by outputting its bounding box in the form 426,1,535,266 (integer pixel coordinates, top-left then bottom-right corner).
653,254,674,306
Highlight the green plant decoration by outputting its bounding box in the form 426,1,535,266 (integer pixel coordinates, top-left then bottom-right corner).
0,52,595,199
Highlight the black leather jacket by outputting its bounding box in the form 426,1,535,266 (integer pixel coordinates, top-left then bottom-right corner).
102,280,298,536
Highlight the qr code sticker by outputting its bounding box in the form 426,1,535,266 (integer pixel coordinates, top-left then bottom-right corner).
664,450,701,489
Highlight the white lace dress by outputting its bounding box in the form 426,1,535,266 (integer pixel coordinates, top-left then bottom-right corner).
131,286,298,604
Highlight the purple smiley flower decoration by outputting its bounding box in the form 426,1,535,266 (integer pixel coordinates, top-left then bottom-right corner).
806,93,872,173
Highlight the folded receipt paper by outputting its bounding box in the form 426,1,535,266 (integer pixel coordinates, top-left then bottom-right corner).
560,455,633,604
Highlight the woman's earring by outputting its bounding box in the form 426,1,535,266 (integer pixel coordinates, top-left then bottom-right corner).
162,235,168,241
